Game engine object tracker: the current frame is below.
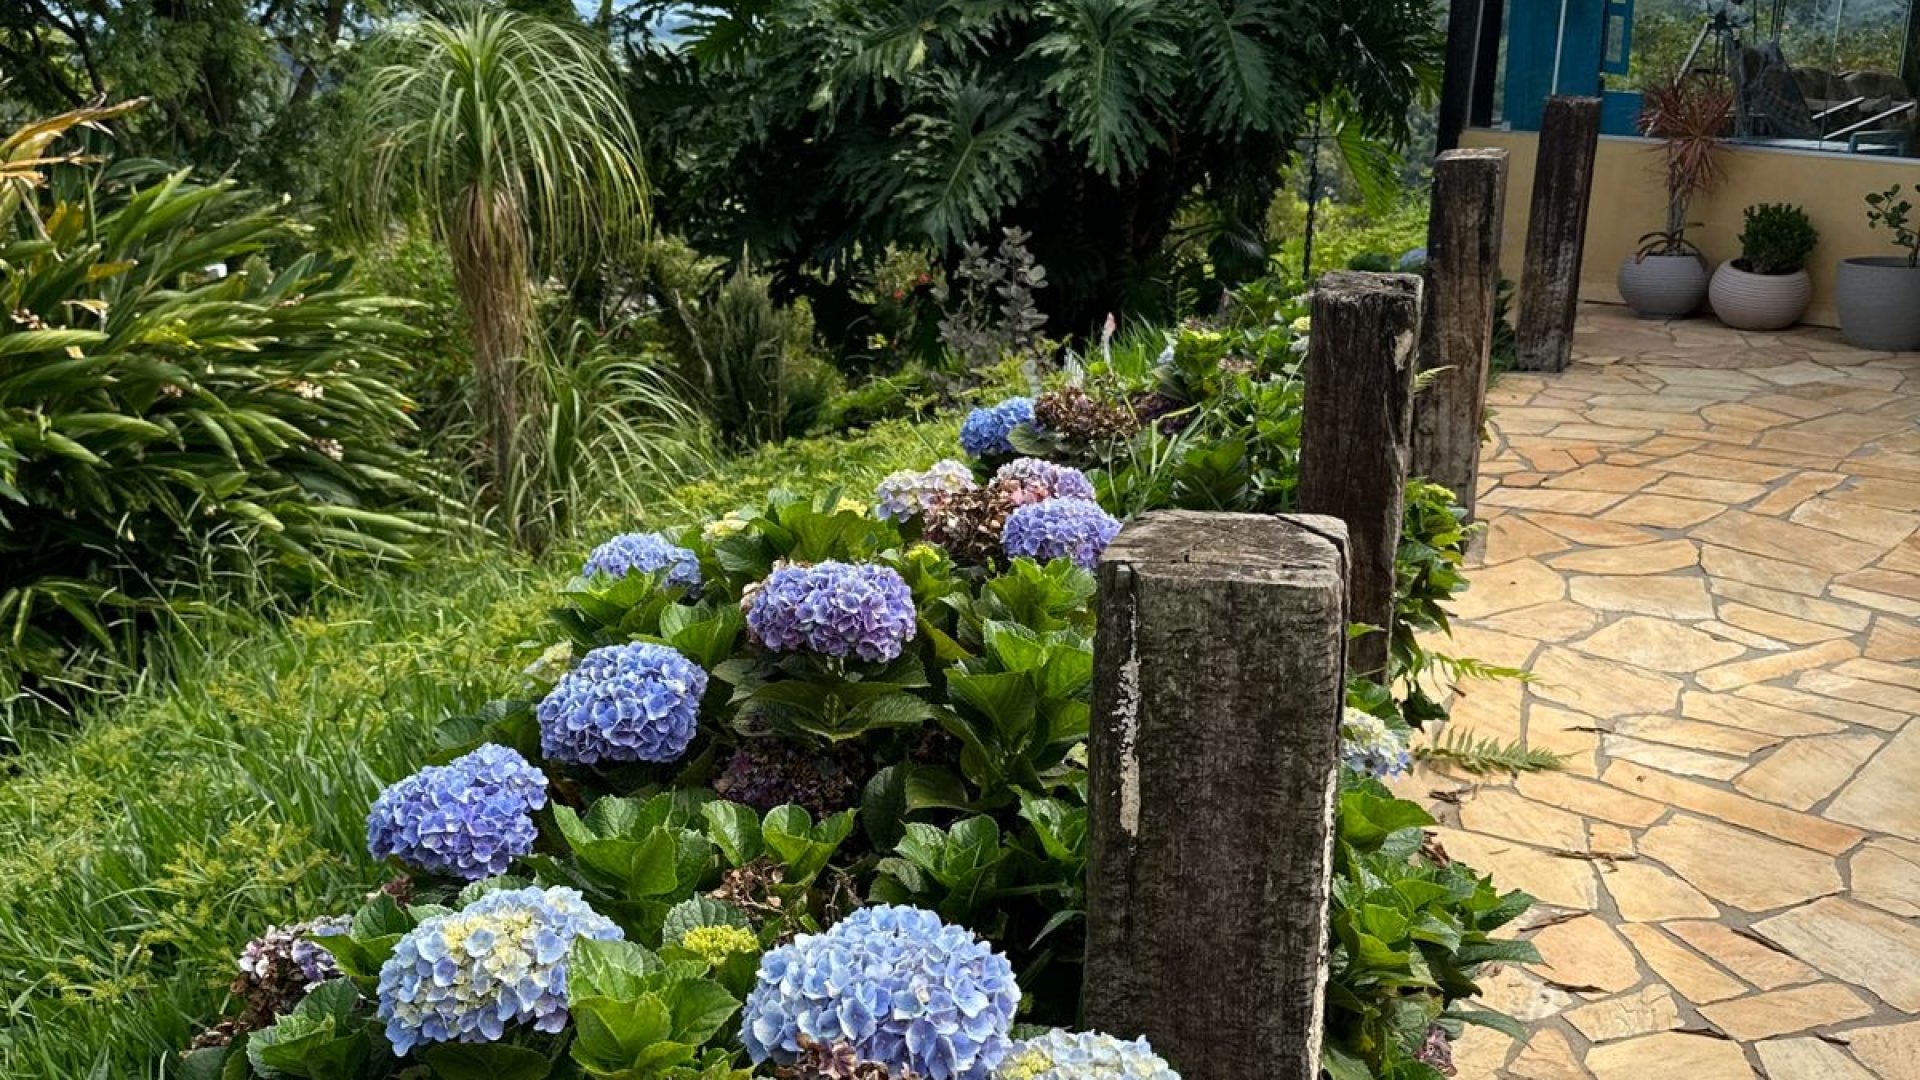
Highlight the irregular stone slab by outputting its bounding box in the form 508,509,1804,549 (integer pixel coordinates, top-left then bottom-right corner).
1565,983,1682,1043
1789,497,1917,548
1603,494,1727,528
1698,982,1873,1041
1666,920,1819,991
1717,603,1851,645
1681,691,1846,737
1548,539,1699,575
1753,1037,1877,1080
1473,963,1578,1022
1584,1031,1755,1080
1736,685,1903,731
1828,724,1920,841
1602,736,1747,780
1546,463,1663,493
1575,617,1747,673
1588,823,1635,858
1522,705,1603,776
1637,816,1841,912
1619,924,1745,1006
1506,1027,1592,1080
1748,471,1850,515
1797,670,1920,715
1482,487,1630,515
1526,915,1644,994
1710,579,1872,631
1452,558,1567,618
1698,619,1793,652
1833,657,1920,691
1611,715,1780,757
1696,639,1859,692
1443,624,1544,669
1700,543,1832,596
1515,769,1666,827
1601,859,1719,921
1865,616,1920,662
1691,510,1885,574
1530,649,1683,717
1569,575,1716,620
1524,511,1662,547
1646,475,1771,503
1482,601,1601,642
1733,734,1882,811
1652,452,1791,483
1431,828,1600,911
1459,789,1590,852
1753,898,1920,1011
1448,1023,1514,1079
1842,1019,1920,1080
1602,763,1865,855
1849,838,1920,919
1484,514,1574,563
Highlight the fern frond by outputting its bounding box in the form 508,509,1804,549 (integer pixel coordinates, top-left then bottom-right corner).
1418,728,1566,774
1429,651,1532,684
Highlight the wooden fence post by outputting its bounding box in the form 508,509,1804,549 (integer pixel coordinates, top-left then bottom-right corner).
1298,271,1421,682
1084,510,1349,1080
1514,95,1601,372
1413,147,1508,521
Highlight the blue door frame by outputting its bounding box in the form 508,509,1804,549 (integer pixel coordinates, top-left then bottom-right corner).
1505,0,1644,135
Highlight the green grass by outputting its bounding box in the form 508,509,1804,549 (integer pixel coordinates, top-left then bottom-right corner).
0,415,957,1079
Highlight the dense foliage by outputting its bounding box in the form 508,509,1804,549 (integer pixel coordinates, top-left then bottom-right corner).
623,0,1442,329
1736,202,1818,275
0,109,443,704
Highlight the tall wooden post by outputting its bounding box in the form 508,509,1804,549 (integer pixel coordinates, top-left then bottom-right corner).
1413,148,1508,520
1298,271,1421,682
1514,95,1601,372
1085,510,1349,1080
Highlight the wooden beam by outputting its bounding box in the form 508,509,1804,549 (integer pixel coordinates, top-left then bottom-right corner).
1514,95,1601,373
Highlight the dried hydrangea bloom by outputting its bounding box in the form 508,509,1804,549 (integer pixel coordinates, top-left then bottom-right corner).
206,915,351,1039
1341,707,1412,779
741,905,1019,1080
923,487,1018,567
777,1037,920,1080
959,397,1036,458
365,744,548,880
875,460,978,522
1000,498,1121,570
988,458,1096,507
581,530,703,590
375,885,621,1055
715,739,863,816
1032,387,1140,441
997,1029,1181,1080
744,561,918,663
537,641,708,765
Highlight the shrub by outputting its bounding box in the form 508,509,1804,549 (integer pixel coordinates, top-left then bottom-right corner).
1737,203,1818,274
1865,185,1920,267
0,113,446,702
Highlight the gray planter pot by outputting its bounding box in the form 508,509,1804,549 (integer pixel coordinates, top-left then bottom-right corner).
1709,262,1811,331
1618,253,1708,318
1836,256,1920,350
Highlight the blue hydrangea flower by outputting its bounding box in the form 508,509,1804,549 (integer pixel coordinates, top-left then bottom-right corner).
876,460,978,522
960,397,1036,458
376,885,622,1055
537,642,708,766
990,458,1096,507
366,744,548,881
744,561,918,663
741,905,1019,1080
1341,708,1412,779
582,531,702,590
1001,498,1121,569
996,1030,1182,1080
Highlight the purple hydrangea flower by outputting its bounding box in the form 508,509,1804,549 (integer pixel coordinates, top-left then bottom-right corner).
582,531,702,590
376,885,622,1055
1000,498,1121,569
744,561,918,663
741,905,1019,1080
959,397,1035,458
998,1029,1182,1080
537,642,708,766
1341,708,1411,779
366,744,548,881
990,458,1096,507
875,460,978,522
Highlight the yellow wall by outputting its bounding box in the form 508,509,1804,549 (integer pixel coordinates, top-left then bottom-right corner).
1461,128,1917,327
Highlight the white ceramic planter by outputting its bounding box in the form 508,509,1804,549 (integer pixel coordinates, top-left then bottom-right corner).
1618,253,1708,318
1709,262,1811,331
1836,257,1920,351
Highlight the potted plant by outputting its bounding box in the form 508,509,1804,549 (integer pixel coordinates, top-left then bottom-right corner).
1710,203,1818,329
1836,185,1920,350
1619,74,1731,318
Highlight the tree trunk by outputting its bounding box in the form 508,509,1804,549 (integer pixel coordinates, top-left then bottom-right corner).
450,184,537,544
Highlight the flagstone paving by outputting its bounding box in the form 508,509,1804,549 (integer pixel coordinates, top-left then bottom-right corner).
1401,305,1920,1079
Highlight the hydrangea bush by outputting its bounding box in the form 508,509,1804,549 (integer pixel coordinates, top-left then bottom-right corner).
376,886,622,1054
582,530,704,590
1001,498,1121,569
875,460,977,521
998,1030,1181,1080
537,641,708,764
959,397,1035,457
1341,708,1412,779
365,744,548,880
741,905,1019,1080
744,561,918,662
990,458,1096,506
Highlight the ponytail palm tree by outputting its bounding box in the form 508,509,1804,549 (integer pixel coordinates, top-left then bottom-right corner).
339,8,648,542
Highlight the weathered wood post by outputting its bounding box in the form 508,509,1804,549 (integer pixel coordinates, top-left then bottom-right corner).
1085,511,1349,1080
1413,147,1508,520
1298,272,1422,682
1514,95,1601,372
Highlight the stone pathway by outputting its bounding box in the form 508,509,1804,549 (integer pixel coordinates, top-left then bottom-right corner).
1405,305,1920,1079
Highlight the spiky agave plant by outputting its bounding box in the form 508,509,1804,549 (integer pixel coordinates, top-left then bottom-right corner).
337,7,650,546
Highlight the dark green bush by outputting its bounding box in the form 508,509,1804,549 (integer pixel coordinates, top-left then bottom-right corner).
1346,251,1396,272
1737,202,1818,275
1,149,446,702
